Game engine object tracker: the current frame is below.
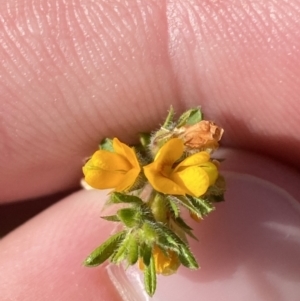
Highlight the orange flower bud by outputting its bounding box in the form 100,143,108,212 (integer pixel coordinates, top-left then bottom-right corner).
179,120,224,151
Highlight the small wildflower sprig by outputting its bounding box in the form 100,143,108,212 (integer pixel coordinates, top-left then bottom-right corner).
82,107,225,297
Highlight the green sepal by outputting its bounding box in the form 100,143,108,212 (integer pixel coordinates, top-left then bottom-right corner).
150,193,168,223
110,192,144,206
173,217,198,241
99,138,114,151
169,198,180,218
142,222,158,243
169,195,214,219
139,203,156,223
156,236,180,253
110,235,130,264
187,196,215,216
126,236,139,265
144,254,157,297
204,175,226,203
155,222,187,247
101,215,121,222
142,244,152,266
139,132,151,147
174,216,193,230
83,230,126,267
117,208,141,228
162,105,174,130
168,196,201,218
146,221,183,251
178,245,199,270
209,194,225,203
145,220,199,271
176,107,203,128
157,223,198,269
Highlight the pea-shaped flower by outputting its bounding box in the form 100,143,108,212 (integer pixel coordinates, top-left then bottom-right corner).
83,138,141,192
144,138,218,197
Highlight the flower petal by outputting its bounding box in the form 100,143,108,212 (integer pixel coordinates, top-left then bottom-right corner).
171,166,210,197
175,151,210,170
82,150,130,189
153,246,180,275
83,168,125,189
144,163,186,195
84,150,131,172
200,162,218,185
154,138,184,166
115,167,141,192
113,138,140,169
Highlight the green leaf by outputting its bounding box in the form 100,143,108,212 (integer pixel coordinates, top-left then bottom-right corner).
176,107,203,127
126,236,139,265
101,215,121,222
186,108,203,125
178,245,199,270
83,230,126,267
144,254,157,297
162,105,174,129
99,138,114,151
117,208,141,228
110,192,144,206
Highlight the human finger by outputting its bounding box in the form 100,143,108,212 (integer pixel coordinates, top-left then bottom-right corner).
0,150,300,300
1,0,300,203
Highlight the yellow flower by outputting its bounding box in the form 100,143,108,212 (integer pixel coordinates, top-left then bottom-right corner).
138,245,180,275
143,138,218,197
83,138,141,192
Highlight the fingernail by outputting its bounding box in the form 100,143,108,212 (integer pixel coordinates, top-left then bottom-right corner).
106,172,300,300
106,264,150,301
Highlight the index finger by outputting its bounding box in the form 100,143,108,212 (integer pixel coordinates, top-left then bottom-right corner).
1,0,300,203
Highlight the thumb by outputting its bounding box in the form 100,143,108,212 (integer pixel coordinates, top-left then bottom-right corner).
0,149,299,301
110,153,300,301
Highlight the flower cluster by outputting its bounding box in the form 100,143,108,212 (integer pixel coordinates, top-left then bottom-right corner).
82,107,225,296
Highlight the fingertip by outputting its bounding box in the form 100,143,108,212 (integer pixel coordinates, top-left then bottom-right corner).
0,190,122,301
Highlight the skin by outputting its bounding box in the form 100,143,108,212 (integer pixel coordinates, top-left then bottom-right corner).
0,0,300,300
